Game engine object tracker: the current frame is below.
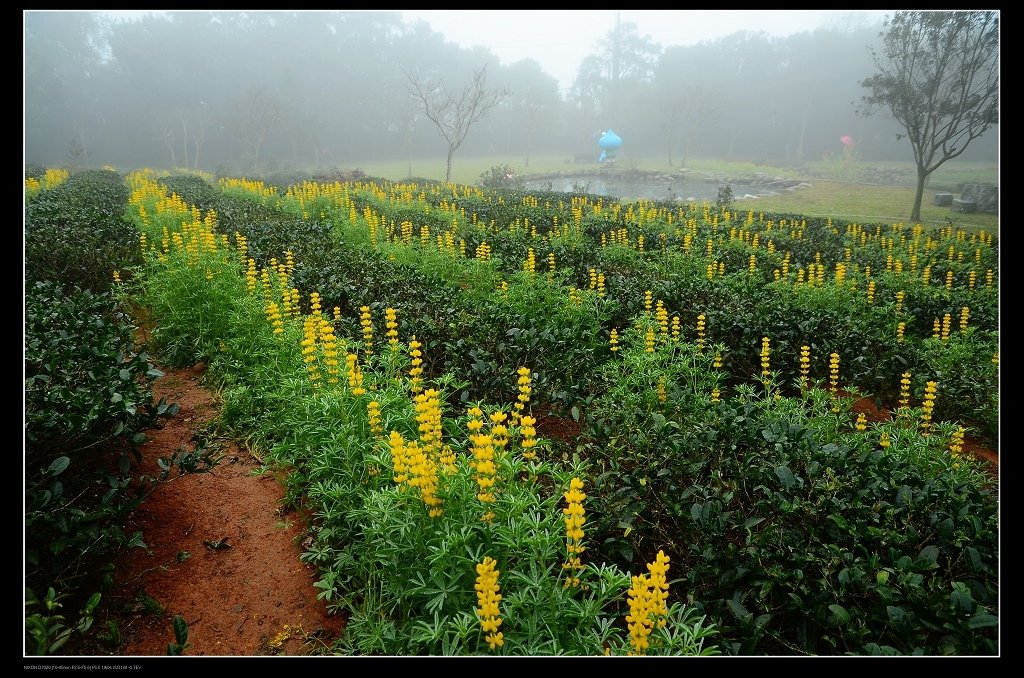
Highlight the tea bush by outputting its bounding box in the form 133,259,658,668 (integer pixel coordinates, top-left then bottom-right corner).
24,169,136,294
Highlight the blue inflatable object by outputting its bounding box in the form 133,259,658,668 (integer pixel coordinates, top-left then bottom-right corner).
598,129,623,151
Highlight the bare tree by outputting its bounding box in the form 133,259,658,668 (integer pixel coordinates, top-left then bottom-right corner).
858,10,998,220
235,86,282,173
661,87,722,168
189,101,212,170
407,65,509,183
177,107,190,169
392,103,420,179
154,113,177,168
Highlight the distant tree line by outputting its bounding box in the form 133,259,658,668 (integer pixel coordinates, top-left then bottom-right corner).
24,10,998,173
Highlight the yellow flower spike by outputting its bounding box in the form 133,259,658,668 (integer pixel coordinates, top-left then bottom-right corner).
920,381,938,436
898,372,912,410
625,550,671,655
384,308,399,350
345,353,366,396
610,328,619,353
266,302,284,335
655,301,669,337
474,557,504,651
829,353,841,392
562,477,587,587
471,421,498,517
359,305,374,355
512,367,532,424
799,345,811,389
855,412,867,432
519,414,539,460
760,337,771,379
408,336,424,395
367,401,383,438
387,431,409,486
948,427,965,457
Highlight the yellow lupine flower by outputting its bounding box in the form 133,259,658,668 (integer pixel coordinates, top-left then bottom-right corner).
920,381,938,436
625,550,671,655
562,477,587,590
408,336,424,394
799,345,811,389
519,414,538,461
474,557,504,650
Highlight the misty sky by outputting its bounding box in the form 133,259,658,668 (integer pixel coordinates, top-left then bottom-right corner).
103,9,892,94
400,10,891,92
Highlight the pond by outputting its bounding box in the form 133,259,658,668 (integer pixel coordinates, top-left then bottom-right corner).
520,174,775,203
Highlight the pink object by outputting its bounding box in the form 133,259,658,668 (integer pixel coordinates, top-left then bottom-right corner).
840,135,854,147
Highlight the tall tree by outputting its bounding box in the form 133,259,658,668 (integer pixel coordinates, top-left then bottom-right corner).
575,17,661,127
407,65,509,183
858,10,998,220
25,11,111,165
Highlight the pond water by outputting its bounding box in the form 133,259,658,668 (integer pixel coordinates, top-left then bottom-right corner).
521,175,772,203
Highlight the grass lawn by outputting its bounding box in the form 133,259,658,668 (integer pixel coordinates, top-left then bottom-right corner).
740,180,999,232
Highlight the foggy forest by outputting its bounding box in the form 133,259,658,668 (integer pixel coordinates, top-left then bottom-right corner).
24,10,999,175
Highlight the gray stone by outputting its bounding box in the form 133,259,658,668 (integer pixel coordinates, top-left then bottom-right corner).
952,198,977,213
933,192,953,206
960,183,998,214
